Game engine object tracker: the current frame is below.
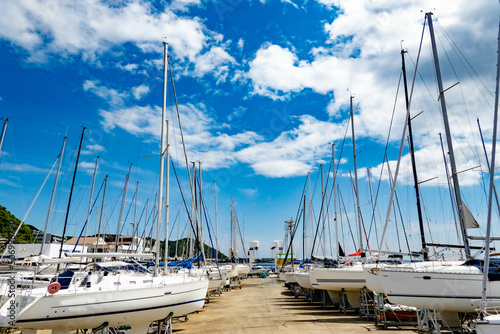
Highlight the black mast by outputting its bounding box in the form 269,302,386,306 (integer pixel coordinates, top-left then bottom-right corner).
401,50,428,261
59,127,86,258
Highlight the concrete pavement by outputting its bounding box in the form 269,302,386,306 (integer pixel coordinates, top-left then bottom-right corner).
173,275,418,333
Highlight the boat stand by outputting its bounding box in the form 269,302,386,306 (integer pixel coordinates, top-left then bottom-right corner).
290,283,303,299
230,276,242,289
303,288,322,304
416,309,460,333
339,289,356,314
359,287,375,320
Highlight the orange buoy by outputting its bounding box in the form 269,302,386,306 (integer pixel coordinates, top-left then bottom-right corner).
47,281,61,294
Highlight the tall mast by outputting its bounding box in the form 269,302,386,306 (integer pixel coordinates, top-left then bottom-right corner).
320,164,325,256
115,163,131,252
214,181,218,262
401,49,428,261
231,197,237,261
155,41,168,275
308,172,312,257
199,161,203,249
97,175,108,252
481,7,500,311
0,118,8,155
143,198,149,253
164,120,170,267
426,12,471,259
350,95,364,257
83,156,99,254
132,181,139,252
41,136,66,255
303,194,306,261
192,162,198,258
59,127,85,258
333,144,339,264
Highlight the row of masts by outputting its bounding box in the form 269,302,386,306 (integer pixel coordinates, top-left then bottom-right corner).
287,12,494,266
4,42,227,273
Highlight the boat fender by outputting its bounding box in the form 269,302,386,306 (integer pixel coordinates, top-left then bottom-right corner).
48,281,61,294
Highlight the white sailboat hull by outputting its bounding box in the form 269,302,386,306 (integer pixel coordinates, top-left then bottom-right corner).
363,266,384,293
296,272,313,290
1,274,208,331
309,265,366,308
309,265,366,292
379,266,500,312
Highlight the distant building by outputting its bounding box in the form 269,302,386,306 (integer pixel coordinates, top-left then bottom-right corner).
26,224,69,244
64,236,110,252
276,253,296,266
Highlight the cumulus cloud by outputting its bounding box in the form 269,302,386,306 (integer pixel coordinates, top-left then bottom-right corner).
0,0,233,83
133,84,150,100
83,80,127,107
244,0,497,183
236,115,348,177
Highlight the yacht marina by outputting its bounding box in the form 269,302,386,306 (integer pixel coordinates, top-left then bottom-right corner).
2,2,500,334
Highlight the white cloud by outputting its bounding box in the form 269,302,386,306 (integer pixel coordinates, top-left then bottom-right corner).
117,63,139,72
133,84,150,100
239,188,258,197
245,0,497,183
0,178,18,187
0,162,47,173
0,0,233,83
81,143,106,156
236,115,346,177
193,46,235,79
83,80,127,107
169,0,202,12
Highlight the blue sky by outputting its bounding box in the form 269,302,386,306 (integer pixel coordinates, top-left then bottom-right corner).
0,0,499,259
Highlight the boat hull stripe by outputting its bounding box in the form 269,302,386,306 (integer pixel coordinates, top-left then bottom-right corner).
15,298,205,324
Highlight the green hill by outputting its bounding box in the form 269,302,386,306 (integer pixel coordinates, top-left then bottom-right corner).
0,205,34,251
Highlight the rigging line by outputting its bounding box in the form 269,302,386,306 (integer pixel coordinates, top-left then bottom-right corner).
126,200,147,253
386,155,412,256
70,179,105,252
196,176,220,261
435,25,483,172
102,181,124,238
7,127,26,209
310,162,333,257
200,193,221,271
280,177,308,269
338,186,357,251
348,170,370,249
477,119,500,217
436,21,494,102
122,189,137,227
426,24,481,173
419,193,437,256
167,58,195,206
439,133,463,253
170,158,204,255
367,70,403,244
235,212,248,260
6,157,59,247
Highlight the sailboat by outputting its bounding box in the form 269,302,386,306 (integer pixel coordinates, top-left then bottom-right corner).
307,95,367,309
0,42,208,334
377,12,500,328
